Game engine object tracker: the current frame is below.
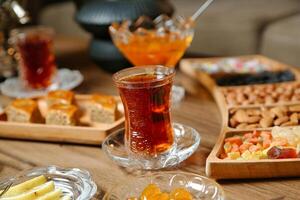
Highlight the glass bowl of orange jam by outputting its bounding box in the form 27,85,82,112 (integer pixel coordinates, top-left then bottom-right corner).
109,15,194,68
103,171,225,200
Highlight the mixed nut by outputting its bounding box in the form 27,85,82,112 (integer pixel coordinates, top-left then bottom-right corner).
229,105,300,129
222,82,300,106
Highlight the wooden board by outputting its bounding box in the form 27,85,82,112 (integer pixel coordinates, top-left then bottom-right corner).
0,95,124,145
180,55,300,179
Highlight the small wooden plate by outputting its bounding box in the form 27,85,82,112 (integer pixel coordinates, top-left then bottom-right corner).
180,55,300,179
0,95,124,145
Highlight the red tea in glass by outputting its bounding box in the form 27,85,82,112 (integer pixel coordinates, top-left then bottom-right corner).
113,66,175,157
11,27,56,89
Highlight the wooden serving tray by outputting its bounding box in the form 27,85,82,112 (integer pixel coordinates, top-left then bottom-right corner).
180,55,300,179
0,95,125,145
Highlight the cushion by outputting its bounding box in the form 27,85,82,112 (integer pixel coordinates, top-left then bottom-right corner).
261,14,300,67
171,0,300,55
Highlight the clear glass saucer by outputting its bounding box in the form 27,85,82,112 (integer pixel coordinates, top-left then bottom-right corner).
0,165,97,200
103,123,201,170
103,171,225,200
0,68,83,98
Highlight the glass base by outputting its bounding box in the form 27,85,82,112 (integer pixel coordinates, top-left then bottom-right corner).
103,123,201,170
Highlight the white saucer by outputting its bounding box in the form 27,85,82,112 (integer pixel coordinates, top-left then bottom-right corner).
0,68,83,98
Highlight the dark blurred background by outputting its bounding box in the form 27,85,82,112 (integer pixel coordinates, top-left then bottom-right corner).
16,0,300,67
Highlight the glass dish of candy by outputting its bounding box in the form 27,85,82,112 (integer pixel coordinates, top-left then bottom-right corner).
103,171,225,200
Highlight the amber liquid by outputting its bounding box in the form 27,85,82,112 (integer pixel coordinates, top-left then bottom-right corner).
17,34,56,89
118,74,174,156
115,33,193,67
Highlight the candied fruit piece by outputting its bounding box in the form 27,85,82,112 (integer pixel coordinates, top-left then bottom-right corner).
141,184,161,200
242,133,253,140
267,146,298,159
253,130,260,137
223,142,232,153
271,137,288,146
231,143,240,152
153,192,170,200
225,136,243,146
227,151,241,159
249,145,260,152
239,142,252,153
267,146,281,159
170,188,192,200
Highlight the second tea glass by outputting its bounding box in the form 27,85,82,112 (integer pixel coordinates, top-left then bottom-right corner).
10,26,57,89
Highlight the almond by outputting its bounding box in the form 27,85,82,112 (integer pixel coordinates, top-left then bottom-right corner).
245,124,260,129
289,105,300,112
259,117,273,128
234,109,249,123
229,117,238,128
246,109,260,116
247,116,261,123
274,116,289,126
270,107,286,118
236,123,248,129
261,110,276,119
290,113,298,123
281,121,298,127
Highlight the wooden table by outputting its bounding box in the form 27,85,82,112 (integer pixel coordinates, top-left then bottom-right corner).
0,37,299,200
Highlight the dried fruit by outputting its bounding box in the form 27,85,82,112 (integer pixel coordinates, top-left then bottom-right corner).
170,188,192,200
267,146,297,159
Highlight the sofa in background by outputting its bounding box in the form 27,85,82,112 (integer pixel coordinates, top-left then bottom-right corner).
38,0,300,67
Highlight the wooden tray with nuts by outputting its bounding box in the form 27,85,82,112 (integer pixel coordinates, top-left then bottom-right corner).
0,90,125,145
180,55,300,179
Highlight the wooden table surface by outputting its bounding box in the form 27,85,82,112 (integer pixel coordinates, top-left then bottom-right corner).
0,36,299,200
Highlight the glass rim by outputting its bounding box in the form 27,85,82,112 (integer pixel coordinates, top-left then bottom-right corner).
109,14,195,32
112,65,175,86
10,26,55,37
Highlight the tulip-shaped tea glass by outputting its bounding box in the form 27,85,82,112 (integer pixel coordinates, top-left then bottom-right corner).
10,26,57,89
103,66,200,170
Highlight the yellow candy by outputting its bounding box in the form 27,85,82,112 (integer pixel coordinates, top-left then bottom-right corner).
170,188,192,200
227,151,240,160
153,192,170,200
141,184,161,200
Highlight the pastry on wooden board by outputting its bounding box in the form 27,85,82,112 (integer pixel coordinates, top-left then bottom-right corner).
46,104,78,126
5,99,43,123
47,90,74,107
86,94,117,124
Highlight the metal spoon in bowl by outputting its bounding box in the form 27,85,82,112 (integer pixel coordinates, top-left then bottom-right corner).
191,0,215,21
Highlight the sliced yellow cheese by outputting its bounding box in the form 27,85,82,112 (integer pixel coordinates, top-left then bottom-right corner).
60,195,71,200
2,175,47,197
1,181,55,200
36,189,62,200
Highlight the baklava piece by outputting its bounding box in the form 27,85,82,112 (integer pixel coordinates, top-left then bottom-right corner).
5,99,42,123
46,104,78,126
86,94,117,124
47,90,74,107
